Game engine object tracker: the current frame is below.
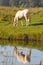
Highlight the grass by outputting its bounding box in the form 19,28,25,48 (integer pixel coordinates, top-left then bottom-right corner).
0,40,43,50
0,7,43,42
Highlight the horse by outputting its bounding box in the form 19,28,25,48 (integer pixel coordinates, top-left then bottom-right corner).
13,9,31,26
14,46,31,64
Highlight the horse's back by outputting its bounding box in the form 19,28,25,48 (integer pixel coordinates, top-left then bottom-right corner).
15,9,29,18
15,10,24,19
23,9,29,12
23,9,29,14
16,9,29,15
15,10,23,18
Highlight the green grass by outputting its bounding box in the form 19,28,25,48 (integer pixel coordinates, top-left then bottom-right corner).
0,40,43,50
0,7,43,41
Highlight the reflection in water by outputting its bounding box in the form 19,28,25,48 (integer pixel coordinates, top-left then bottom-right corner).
0,46,43,65
38,60,42,65
14,46,31,64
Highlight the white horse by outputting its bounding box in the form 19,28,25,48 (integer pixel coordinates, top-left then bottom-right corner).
13,9,30,26
14,46,31,64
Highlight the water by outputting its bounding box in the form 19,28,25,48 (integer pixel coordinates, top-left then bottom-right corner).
0,46,43,65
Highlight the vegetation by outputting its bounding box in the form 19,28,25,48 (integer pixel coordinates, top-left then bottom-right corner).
0,7,43,41
0,0,43,7
0,40,43,50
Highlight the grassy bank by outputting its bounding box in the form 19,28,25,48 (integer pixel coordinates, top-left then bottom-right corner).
0,7,43,42
0,40,43,50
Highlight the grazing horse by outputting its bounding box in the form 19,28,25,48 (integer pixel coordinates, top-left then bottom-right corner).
14,46,31,64
13,9,31,26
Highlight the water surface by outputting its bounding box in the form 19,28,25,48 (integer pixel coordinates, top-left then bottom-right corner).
0,46,43,65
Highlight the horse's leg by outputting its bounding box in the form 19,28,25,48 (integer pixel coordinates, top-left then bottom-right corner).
20,21,23,26
25,15,30,26
27,17,30,26
28,16,31,25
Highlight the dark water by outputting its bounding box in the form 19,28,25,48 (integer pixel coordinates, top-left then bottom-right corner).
0,46,43,65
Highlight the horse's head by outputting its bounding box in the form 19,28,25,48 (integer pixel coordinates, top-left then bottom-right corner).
13,18,17,26
14,46,18,57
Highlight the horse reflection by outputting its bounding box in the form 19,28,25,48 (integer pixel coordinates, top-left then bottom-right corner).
14,46,31,64
38,60,42,65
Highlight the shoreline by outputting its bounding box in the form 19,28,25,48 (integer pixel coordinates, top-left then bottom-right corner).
0,37,43,43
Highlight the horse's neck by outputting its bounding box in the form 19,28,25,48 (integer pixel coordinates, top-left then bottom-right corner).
14,16,18,23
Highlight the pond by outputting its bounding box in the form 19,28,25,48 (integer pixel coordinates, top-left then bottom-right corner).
0,45,43,65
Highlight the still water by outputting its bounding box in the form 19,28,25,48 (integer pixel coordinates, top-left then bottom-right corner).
0,46,43,65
